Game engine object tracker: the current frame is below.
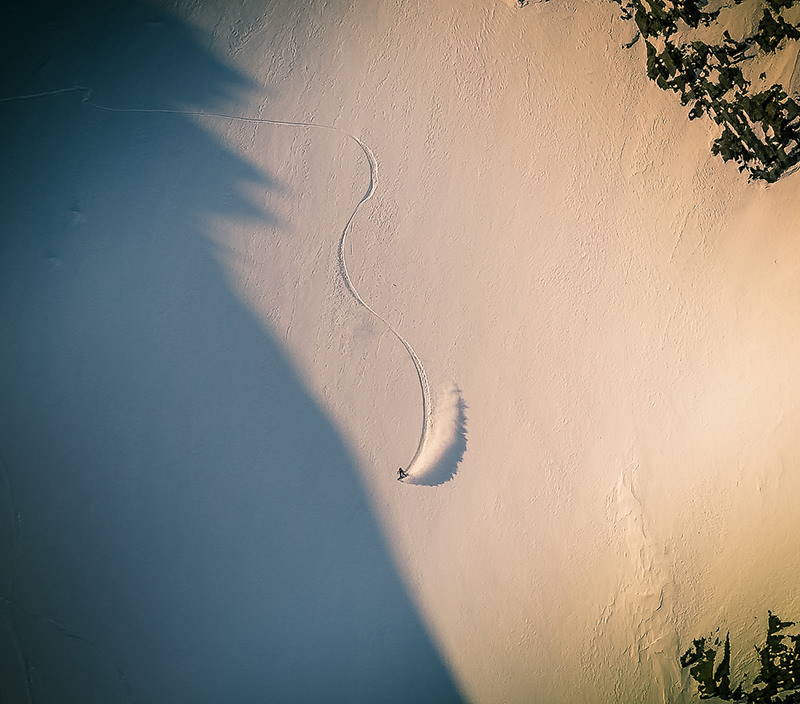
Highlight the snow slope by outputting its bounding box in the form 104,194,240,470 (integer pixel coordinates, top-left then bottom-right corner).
3,0,800,702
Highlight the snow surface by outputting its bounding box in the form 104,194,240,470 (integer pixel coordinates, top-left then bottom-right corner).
2,0,800,702
404,384,467,486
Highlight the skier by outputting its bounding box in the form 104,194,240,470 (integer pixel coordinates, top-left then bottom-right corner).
397,467,408,481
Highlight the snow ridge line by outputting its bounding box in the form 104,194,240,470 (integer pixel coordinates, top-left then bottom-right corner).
0,85,431,474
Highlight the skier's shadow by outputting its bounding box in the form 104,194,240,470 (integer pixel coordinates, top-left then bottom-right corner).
0,2,465,703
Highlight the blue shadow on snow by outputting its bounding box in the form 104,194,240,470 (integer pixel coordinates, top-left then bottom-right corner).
0,2,465,703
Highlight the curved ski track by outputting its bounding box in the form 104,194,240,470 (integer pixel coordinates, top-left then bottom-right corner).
1,85,432,474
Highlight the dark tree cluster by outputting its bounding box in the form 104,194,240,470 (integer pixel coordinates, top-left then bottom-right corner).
613,0,800,182
681,611,800,702
615,0,723,38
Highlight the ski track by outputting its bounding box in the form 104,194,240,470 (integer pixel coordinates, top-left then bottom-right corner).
0,84,435,474
0,83,446,700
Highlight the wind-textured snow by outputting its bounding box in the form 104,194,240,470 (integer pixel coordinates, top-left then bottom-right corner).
3,0,800,703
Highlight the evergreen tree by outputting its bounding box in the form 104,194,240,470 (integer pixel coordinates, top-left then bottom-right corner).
612,0,800,182
681,612,800,702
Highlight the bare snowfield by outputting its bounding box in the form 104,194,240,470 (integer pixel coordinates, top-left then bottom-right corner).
2,0,800,702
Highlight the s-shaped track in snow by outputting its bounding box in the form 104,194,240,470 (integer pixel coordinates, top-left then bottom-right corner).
1,85,432,474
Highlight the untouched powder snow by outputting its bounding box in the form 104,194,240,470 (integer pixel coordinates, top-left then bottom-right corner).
3,0,800,703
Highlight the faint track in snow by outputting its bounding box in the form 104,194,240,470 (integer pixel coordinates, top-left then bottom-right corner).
0,85,433,475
